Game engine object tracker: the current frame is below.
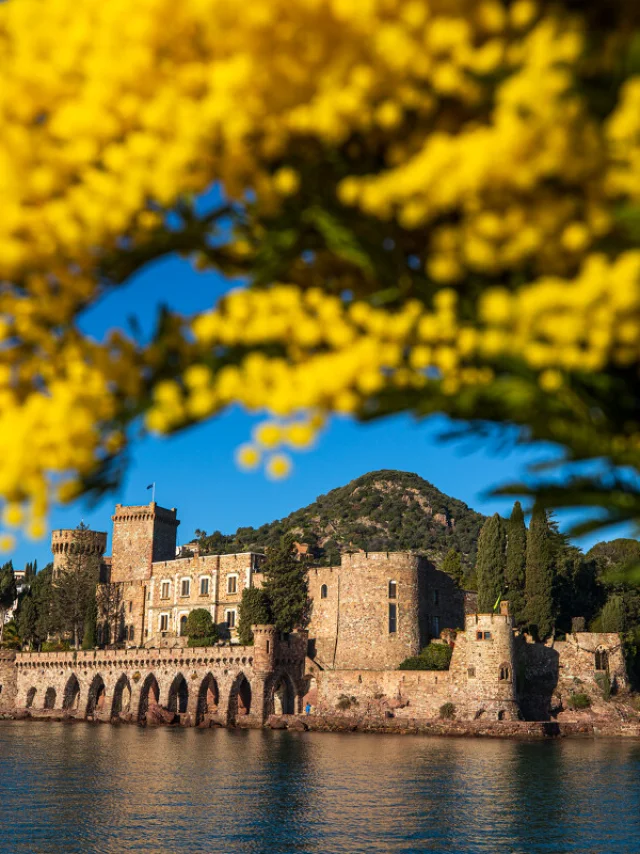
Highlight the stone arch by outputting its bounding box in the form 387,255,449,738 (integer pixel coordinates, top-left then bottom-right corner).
595,647,609,671
111,674,132,718
270,673,296,716
167,673,189,715
44,687,56,710
196,673,219,724
303,675,318,711
62,674,81,711
138,674,160,722
179,615,188,637
498,710,506,721
228,673,252,723
86,674,107,718
25,687,36,708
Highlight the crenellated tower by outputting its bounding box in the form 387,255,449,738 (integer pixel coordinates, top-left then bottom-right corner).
110,502,179,583
51,528,107,578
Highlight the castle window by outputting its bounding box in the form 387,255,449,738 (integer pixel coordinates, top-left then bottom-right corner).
200,577,210,596
433,590,439,606
225,609,237,629
499,664,511,682
595,648,609,671
388,580,397,599
432,616,440,637
388,603,397,634
179,615,188,636
128,625,135,642
159,613,169,633
484,631,492,640
181,578,190,597
227,575,238,594
468,667,476,678
128,601,132,613
160,581,170,600
320,584,328,599
476,631,483,641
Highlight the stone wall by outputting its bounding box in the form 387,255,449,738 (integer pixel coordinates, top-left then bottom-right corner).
0,651,17,714
10,627,306,727
307,552,463,671
519,631,629,719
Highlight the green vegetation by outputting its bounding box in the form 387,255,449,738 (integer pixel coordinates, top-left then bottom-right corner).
476,514,506,613
41,640,71,652
237,588,272,645
81,598,97,650
439,702,456,720
399,642,452,671
185,608,218,647
505,502,527,625
50,524,101,648
568,693,592,710
262,535,310,634
525,505,555,640
0,561,17,644
441,548,464,587
594,672,612,701
336,695,358,711
195,470,485,578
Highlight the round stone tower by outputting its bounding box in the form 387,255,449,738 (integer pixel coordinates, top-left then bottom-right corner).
51,528,107,577
252,625,278,673
458,605,520,721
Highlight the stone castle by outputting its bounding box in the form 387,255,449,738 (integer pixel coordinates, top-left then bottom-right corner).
0,500,632,734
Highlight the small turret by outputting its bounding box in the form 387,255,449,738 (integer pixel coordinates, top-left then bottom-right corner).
252,625,277,673
51,528,107,577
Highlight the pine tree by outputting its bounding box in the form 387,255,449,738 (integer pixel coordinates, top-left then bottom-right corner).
262,535,310,634
525,504,555,639
51,524,101,648
475,514,506,612
32,564,53,647
505,501,527,624
0,561,17,644
237,587,272,645
441,548,464,587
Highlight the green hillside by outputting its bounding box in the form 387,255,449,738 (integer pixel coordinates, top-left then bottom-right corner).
195,469,486,569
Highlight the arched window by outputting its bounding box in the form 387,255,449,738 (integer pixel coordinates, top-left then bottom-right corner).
179,614,188,636
595,648,609,671
128,625,135,642
320,584,328,599
388,580,397,599
499,664,511,682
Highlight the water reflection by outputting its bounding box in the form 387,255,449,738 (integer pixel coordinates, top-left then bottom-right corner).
1,722,639,854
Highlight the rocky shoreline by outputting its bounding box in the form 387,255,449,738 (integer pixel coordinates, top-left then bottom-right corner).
4,709,640,739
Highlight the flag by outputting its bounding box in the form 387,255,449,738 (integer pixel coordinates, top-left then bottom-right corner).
146,484,153,490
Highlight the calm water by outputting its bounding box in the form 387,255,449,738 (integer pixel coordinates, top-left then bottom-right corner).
1,722,640,854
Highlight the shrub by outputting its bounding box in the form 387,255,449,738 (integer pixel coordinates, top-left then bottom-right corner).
568,693,592,710
187,636,218,648
399,642,452,671
594,672,612,701
336,694,358,711
186,609,218,643
41,640,71,652
439,702,456,720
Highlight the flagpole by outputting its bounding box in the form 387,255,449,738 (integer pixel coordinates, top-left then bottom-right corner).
152,482,156,504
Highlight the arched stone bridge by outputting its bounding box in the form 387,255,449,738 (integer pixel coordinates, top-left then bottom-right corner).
12,626,308,727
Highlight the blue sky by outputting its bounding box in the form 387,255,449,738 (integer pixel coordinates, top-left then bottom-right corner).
9,252,629,569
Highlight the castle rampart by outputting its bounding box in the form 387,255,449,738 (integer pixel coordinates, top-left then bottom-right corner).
9,627,306,727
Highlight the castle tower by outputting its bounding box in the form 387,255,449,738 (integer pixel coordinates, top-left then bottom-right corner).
252,625,278,673
110,502,179,583
456,605,520,720
51,528,107,578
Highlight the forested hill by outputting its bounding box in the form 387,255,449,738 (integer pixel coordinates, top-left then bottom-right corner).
195,470,486,567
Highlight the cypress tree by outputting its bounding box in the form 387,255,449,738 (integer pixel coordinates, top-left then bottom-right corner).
262,535,310,634
442,548,464,587
0,561,17,644
600,595,626,633
81,596,98,650
17,594,37,649
505,501,527,625
525,504,555,639
475,513,506,612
